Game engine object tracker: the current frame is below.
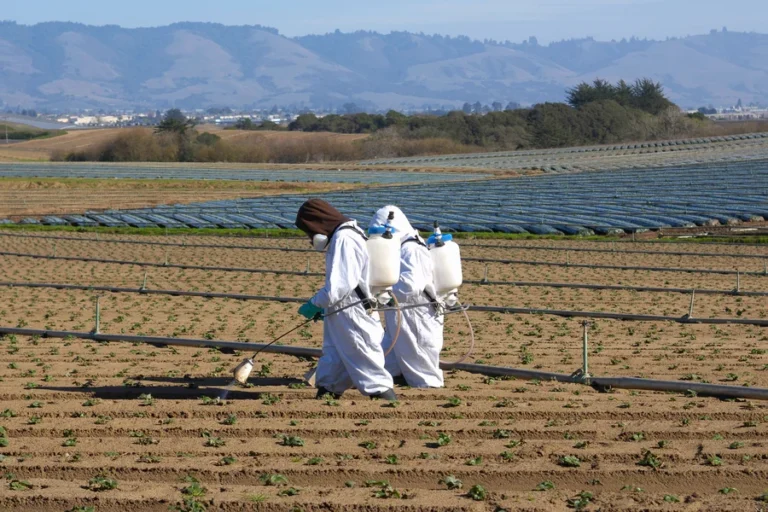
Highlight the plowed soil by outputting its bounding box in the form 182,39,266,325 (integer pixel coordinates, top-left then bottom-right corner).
0,232,767,511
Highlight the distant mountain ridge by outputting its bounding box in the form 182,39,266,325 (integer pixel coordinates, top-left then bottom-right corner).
0,21,766,110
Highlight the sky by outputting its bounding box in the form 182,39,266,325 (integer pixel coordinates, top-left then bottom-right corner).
4,0,767,43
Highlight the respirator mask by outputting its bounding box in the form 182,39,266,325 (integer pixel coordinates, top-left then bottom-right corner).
311,234,329,251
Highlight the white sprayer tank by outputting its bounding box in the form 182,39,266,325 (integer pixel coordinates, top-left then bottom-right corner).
367,233,400,289
431,237,463,295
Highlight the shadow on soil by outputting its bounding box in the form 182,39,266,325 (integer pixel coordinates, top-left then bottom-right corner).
39,376,305,400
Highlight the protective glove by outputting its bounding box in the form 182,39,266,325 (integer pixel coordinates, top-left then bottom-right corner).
298,301,323,321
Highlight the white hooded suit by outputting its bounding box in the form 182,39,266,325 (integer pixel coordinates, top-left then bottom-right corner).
309,221,394,396
370,206,444,388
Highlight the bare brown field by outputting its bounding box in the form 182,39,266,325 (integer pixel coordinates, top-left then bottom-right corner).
0,129,126,161
0,179,357,218
0,128,370,162
0,233,767,511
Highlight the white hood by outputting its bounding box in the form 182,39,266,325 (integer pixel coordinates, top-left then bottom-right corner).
369,205,417,243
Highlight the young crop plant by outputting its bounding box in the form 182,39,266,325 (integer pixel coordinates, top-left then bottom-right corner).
559,456,581,468
567,491,594,510
706,454,724,466
8,479,33,491
466,484,488,501
384,454,399,465
366,481,403,499
465,456,483,466
261,393,280,405
170,498,206,512
440,475,463,490
359,440,377,450
536,481,556,491
87,475,118,492
280,435,304,447
203,436,225,448
259,473,289,487
444,396,462,408
221,414,237,426
181,479,207,497
492,429,511,439
638,450,663,469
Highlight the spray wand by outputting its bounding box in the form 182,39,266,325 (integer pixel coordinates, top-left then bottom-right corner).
232,316,317,385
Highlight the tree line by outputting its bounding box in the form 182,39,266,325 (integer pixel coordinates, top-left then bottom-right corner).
284,79,695,151
55,79,747,163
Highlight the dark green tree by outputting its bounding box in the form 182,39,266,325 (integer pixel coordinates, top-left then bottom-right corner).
234,118,255,130
155,109,196,136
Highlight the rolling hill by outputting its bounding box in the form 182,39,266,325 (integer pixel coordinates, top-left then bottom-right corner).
1,22,766,110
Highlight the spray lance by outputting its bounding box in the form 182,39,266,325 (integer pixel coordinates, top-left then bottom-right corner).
233,316,317,385
233,296,379,385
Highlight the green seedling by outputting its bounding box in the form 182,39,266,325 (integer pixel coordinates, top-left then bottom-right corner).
440,475,463,490
559,455,581,468
638,450,663,469
181,481,207,497
466,484,487,501
568,491,594,510
87,475,118,492
9,479,33,491
445,396,462,408
259,473,288,486
281,435,304,447
536,480,555,491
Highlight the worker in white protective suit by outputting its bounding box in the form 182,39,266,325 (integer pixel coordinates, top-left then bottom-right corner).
369,206,444,388
295,199,397,401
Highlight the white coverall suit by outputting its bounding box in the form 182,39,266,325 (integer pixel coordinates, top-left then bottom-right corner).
310,221,394,396
370,206,445,388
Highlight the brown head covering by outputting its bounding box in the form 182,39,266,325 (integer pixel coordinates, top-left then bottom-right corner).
295,199,351,238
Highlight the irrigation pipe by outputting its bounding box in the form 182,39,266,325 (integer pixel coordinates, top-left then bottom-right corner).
466,279,768,297
3,231,766,260
6,326,768,401
0,250,325,277
1,249,766,278
0,279,764,326
0,232,314,253
460,242,768,260
462,256,768,276
469,304,768,326
3,276,768,300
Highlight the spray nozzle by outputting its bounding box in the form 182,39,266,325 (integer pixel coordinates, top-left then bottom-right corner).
432,221,445,247
382,211,395,239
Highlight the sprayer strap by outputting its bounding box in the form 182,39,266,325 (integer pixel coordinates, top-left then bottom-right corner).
354,286,375,312
402,236,428,249
335,224,368,241
423,290,439,312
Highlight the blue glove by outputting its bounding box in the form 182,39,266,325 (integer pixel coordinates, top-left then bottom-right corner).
298,301,323,321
